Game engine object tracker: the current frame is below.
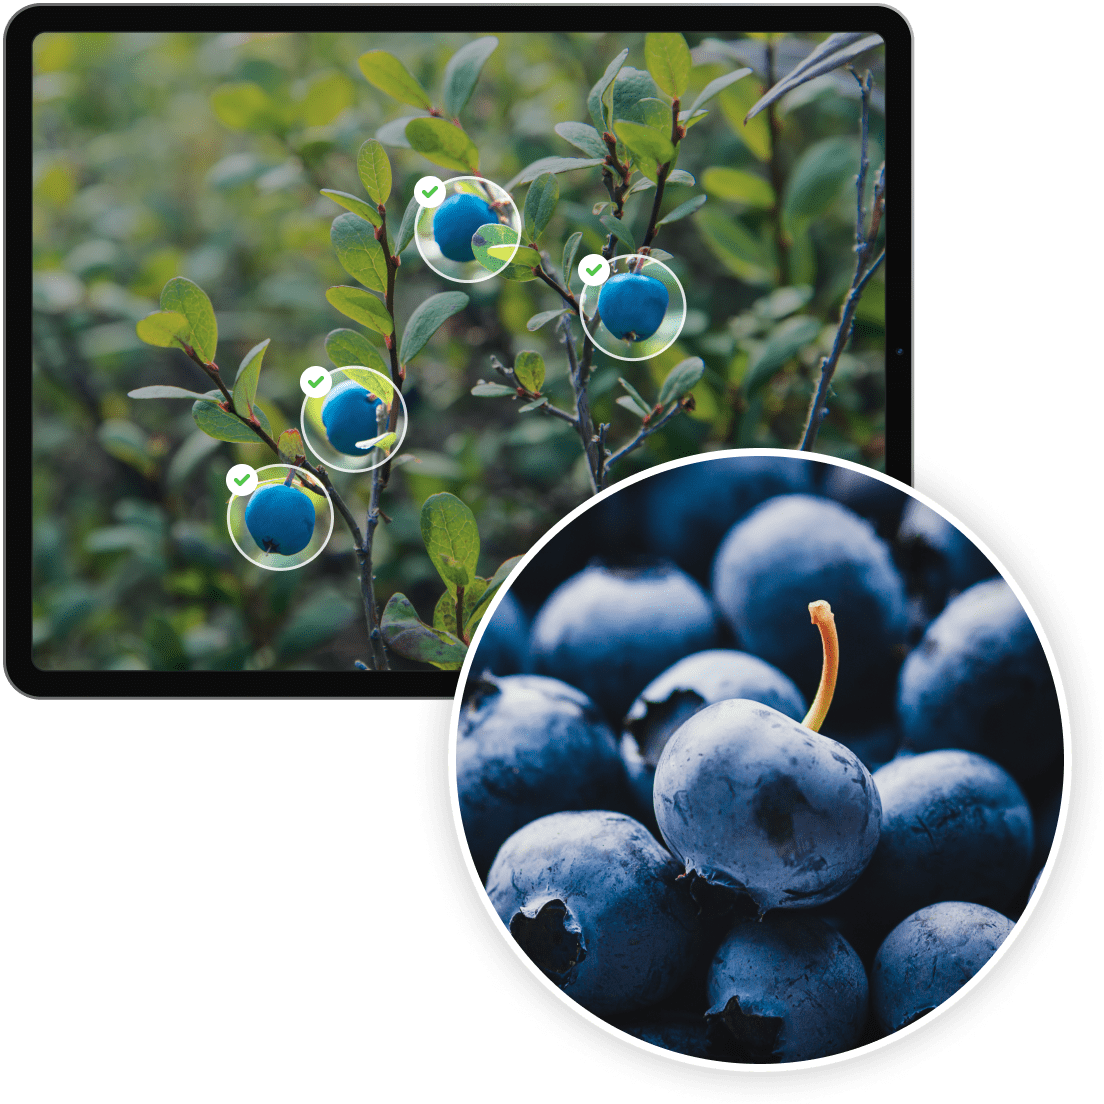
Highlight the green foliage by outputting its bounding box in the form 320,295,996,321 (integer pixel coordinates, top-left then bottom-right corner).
358,50,432,109
399,291,469,364
232,339,269,418
321,188,382,227
159,278,218,363
331,212,389,293
441,36,499,117
325,328,389,376
513,351,545,393
325,286,393,334
644,33,693,99
356,139,392,205
523,173,559,243
404,117,479,172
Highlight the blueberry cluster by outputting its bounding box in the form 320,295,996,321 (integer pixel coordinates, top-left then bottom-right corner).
458,455,1062,1063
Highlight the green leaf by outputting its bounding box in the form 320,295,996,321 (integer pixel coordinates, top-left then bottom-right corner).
599,214,636,251
518,397,548,413
399,291,469,364
471,223,537,281
232,338,269,418
442,35,498,118
618,377,652,417
505,156,605,192
658,356,705,406
159,277,217,363
702,167,776,209
612,68,662,123
752,285,816,320
356,139,392,205
375,114,426,148
471,382,516,397
274,590,357,663
744,315,822,394
464,556,524,636
358,50,432,109
587,48,629,132
128,384,217,401
523,172,559,243
331,212,388,294
210,82,279,132
325,286,393,335
381,593,467,670
645,33,692,98
513,350,545,393
434,577,489,636
553,121,607,158
298,70,354,127
614,120,674,169
405,117,479,172
527,308,568,332
277,428,305,464
486,241,542,267
617,96,670,130
784,137,859,223
396,195,420,254
657,194,707,227
341,367,394,407
97,419,155,477
616,394,650,419
562,232,583,287
631,169,695,195
420,492,479,589
134,310,190,351
695,207,773,285
687,67,753,115
320,189,382,227
325,328,389,376
191,393,273,443
718,79,772,162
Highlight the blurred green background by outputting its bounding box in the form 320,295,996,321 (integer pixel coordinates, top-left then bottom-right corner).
31,31,887,671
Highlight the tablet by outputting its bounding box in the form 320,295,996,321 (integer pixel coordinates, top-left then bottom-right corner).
11,5,911,696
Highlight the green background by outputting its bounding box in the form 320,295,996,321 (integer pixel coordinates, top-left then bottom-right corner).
6,2,1095,1104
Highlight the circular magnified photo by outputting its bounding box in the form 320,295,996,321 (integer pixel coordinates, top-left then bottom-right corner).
300,366,407,474
415,175,522,283
579,253,687,362
227,463,334,571
449,451,1066,1066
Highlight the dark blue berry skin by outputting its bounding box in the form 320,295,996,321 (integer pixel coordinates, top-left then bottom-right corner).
641,456,814,582
620,649,806,817
653,699,881,913
611,1010,723,1061
835,750,1033,946
468,591,530,677
486,810,699,1017
456,675,628,877
706,913,868,1062
320,380,384,456
597,273,669,340
530,562,719,725
243,484,315,556
432,193,495,262
897,578,1062,782
711,494,908,721
822,465,909,540
871,901,1014,1034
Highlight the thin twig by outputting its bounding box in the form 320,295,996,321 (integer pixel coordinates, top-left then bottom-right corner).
603,400,688,475
558,314,600,493
533,264,579,311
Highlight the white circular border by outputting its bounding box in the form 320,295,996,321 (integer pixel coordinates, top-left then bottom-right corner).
414,175,521,284
226,463,335,572
299,365,409,474
447,447,1072,1071
578,254,688,363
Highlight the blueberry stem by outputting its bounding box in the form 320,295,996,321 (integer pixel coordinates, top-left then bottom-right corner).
802,600,838,732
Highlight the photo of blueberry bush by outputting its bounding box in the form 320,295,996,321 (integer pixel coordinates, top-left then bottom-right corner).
31,31,887,672
455,454,1063,1062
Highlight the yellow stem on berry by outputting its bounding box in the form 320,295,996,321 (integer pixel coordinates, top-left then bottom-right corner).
801,600,838,733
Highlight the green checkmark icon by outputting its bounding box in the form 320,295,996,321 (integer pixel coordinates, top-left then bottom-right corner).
421,185,439,198
586,264,602,276
308,375,324,388
233,474,250,487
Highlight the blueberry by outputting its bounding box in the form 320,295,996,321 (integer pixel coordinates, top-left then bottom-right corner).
432,192,495,263
641,456,814,582
597,272,669,341
530,561,719,724
706,913,869,1062
611,1010,723,1061
321,380,385,456
897,578,1062,782
836,750,1033,944
821,466,909,539
468,591,530,677
871,901,1014,1033
652,697,881,913
456,675,628,876
711,494,908,720
620,649,806,817
243,483,315,556
486,810,699,1016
